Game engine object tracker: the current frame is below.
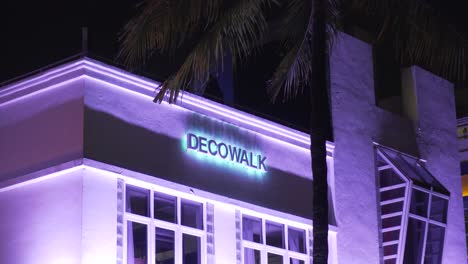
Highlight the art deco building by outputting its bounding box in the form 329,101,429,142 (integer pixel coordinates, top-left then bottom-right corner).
0,32,466,264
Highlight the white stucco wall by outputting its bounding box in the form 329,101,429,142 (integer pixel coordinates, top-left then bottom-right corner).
0,58,331,263
330,32,381,264
0,168,84,264
330,32,467,263
81,167,118,264
0,78,84,180
82,75,318,220
0,58,320,221
411,66,467,263
214,204,237,263
0,165,119,264
83,77,312,182
3,52,463,264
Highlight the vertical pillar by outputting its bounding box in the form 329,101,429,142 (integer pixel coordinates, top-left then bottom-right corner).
329,32,381,264
411,67,467,263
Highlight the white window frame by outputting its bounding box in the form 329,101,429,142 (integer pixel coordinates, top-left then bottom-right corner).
405,184,448,264
240,213,310,264
124,183,207,264
376,148,449,264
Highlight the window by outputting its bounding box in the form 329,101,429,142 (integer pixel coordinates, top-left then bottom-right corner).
463,197,468,258
461,161,468,175
403,187,448,264
241,214,309,264
125,184,205,264
376,146,449,264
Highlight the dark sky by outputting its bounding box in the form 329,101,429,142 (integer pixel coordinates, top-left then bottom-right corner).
1,0,137,82
1,0,314,130
2,0,468,80
2,0,468,126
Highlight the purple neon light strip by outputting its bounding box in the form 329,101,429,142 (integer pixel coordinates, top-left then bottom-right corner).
0,76,84,107
1,58,309,145
0,58,328,150
81,60,310,145
182,96,309,144
0,61,84,97
84,75,319,156
94,63,308,145
85,75,309,151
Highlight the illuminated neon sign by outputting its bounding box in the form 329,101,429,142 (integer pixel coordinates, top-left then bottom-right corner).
185,133,267,172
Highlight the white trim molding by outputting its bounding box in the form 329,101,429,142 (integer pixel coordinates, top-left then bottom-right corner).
0,57,335,154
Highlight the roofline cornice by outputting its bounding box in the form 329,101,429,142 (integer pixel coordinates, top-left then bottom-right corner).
0,57,334,153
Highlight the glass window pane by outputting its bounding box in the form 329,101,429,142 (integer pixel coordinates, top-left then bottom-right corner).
424,224,445,264
403,218,426,264
266,221,284,248
242,216,262,243
381,201,404,215
268,253,283,264
377,154,388,167
380,169,404,188
430,196,448,223
288,227,306,253
382,215,402,229
155,228,174,264
380,187,405,201
183,234,201,264
181,199,203,229
154,192,177,223
382,230,400,243
127,221,148,264
401,156,447,193
378,147,449,194
383,244,398,256
465,217,468,236
126,185,150,217
384,259,396,264
244,248,261,264
410,189,429,217
290,259,305,264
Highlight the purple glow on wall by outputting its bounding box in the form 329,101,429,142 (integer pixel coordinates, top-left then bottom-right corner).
0,76,84,107
82,59,311,147
0,58,327,152
183,132,267,175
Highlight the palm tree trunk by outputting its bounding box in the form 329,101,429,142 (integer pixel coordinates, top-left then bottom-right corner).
310,0,331,263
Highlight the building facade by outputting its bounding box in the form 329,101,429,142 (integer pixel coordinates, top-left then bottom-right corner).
0,32,466,264
459,117,468,261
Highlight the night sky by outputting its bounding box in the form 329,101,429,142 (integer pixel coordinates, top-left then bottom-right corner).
2,0,468,128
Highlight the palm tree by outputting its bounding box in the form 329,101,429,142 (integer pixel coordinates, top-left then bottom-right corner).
118,1,465,263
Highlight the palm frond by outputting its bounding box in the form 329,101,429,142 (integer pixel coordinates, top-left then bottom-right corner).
395,0,466,82
348,0,466,82
326,0,342,49
155,0,274,103
267,40,312,102
266,0,310,102
117,0,224,68
276,0,309,41
267,0,341,102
